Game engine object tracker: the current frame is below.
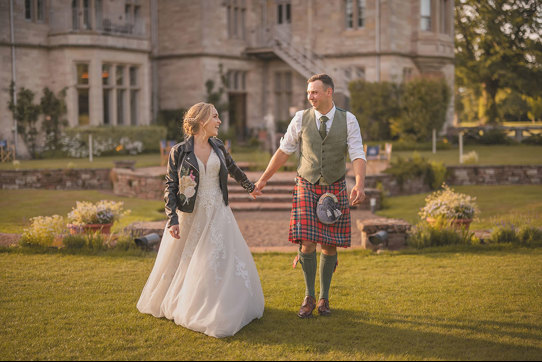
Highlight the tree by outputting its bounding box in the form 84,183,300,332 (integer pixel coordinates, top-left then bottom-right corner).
455,0,542,124
8,82,41,157
40,87,68,151
349,80,401,140
392,77,451,142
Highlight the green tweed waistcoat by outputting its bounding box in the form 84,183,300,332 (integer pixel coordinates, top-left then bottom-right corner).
297,108,348,184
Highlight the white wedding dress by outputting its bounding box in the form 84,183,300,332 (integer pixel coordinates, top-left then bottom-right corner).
137,148,264,338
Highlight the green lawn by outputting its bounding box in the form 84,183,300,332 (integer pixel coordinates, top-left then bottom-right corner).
376,185,542,229
0,190,164,234
1,247,541,360
1,145,540,171
392,145,542,166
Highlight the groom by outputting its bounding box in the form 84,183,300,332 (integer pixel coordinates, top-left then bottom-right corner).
255,74,366,318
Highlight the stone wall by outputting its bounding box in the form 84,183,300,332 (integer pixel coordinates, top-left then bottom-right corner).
365,164,542,196
0,169,112,190
111,168,165,200
1,165,540,196
447,165,541,186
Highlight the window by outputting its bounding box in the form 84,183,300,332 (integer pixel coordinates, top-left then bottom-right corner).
226,0,246,39
83,0,90,29
25,0,32,20
26,0,47,23
129,66,139,125
72,0,79,30
37,0,45,22
357,0,365,28
345,0,365,29
277,1,291,25
403,67,413,82
102,63,139,126
440,0,451,35
102,64,112,125
420,0,432,31
95,0,103,31
76,63,90,126
274,71,293,121
116,66,125,125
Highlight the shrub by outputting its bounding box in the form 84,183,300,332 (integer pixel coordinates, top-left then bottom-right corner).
392,77,451,142
62,232,108,250
407,220,478,249
112,233,139,251
419,184,479,221
156,109,186,142
522,134,542,145
61,125,167,157
462,150,479,164
349,80,400,140
384,153,447,190
67,200,130,226
488,225,520,244
62,234,87,249
21,215,66,247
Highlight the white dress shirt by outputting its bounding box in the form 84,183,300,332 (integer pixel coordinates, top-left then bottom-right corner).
279,105,366,162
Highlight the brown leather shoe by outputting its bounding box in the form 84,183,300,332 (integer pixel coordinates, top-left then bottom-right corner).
317,298,331,316
297,296,316,318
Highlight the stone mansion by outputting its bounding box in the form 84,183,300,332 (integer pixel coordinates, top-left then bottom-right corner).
1,0,454,155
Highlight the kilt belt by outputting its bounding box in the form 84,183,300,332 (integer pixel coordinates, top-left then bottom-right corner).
288,176,351,248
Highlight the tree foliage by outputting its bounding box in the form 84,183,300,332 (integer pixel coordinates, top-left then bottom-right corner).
40,87,68,151
455,0,542,124
349,80,400,140
8,82,41,156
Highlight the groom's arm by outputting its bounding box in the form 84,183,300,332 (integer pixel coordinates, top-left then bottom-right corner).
255,149,291,191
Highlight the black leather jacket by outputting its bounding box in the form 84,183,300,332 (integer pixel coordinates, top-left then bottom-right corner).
164,136,255,227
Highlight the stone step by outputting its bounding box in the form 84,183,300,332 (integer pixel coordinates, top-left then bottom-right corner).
228,185,294,195
229,195,293,203
229,202,292,212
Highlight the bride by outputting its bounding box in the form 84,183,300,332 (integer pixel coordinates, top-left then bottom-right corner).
137,102,265,338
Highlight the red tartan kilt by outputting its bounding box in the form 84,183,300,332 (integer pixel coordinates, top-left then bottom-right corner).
289,176,351,248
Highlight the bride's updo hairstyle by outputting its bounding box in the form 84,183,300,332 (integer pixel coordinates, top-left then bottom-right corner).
183,102,214,137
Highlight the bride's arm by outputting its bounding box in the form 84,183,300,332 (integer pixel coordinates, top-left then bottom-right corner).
164,145,181,228
216,139,255,194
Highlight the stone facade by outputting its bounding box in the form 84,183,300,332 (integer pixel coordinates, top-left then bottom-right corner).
1,0,454,156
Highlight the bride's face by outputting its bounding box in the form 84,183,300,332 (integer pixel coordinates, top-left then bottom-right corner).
202,108,221,137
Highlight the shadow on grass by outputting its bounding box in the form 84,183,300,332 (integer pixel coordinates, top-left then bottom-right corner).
233,307,542,360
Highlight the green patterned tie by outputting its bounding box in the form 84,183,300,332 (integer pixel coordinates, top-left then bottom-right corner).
319,116,329,140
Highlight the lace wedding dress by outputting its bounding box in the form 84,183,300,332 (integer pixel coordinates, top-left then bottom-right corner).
137,148,264,338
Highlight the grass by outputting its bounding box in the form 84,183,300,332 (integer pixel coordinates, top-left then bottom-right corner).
1,145,540,171
376,185,542,229
1,246,541,360
0,190,164,234
392,145,542,166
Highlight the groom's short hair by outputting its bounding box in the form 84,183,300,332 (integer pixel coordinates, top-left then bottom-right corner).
307,74,334,92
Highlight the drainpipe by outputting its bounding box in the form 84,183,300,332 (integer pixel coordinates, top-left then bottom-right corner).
9,0,18,155
150,0,159,123
376,0,381,82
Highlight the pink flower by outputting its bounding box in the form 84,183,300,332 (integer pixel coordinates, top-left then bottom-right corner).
190,170,196,181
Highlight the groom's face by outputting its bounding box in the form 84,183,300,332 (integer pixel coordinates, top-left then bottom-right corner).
307,80,333,112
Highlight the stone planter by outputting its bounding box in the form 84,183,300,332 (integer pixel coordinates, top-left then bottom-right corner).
426,217,472,230
68,223,113,235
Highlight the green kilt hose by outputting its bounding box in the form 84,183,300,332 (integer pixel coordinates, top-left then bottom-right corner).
289,176,351,248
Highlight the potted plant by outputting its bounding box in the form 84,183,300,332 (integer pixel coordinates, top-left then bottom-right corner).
67,200,130,234
419,184,479,230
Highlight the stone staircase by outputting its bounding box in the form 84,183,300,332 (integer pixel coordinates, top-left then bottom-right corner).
247,27,349,96
227,171,381,212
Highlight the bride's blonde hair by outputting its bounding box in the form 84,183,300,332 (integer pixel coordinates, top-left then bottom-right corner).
182,102,215,137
